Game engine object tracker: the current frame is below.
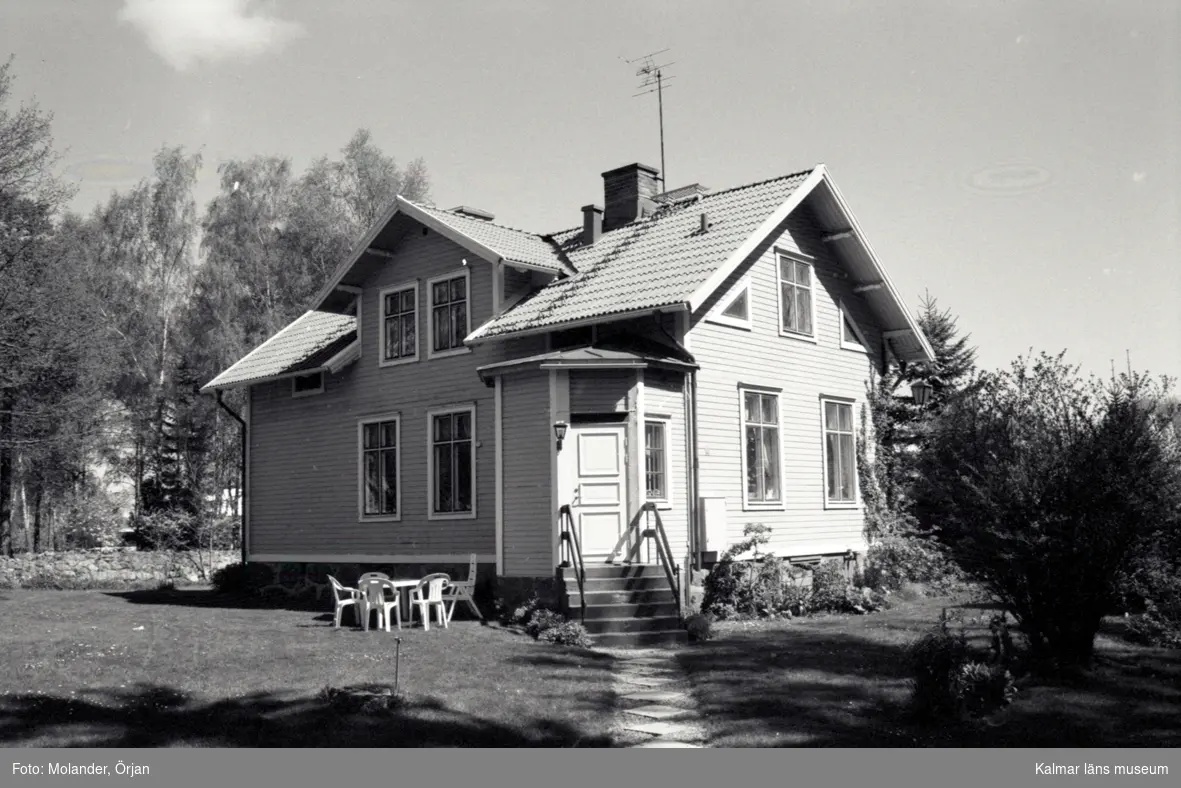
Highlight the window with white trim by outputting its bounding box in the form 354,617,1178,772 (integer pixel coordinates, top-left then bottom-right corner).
380,282,418,364
429,406,475,517
822,399,857,505
777,253,814,337
706,277,753,330
644,420,669,501
840,303,868,352
741,389,782,506
360,417,400,518
428,271,470,355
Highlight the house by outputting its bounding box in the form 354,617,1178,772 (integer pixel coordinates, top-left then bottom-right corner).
202,161,934,644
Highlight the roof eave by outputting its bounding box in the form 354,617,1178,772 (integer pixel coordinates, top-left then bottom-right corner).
816,174,936,363
465,302,691,346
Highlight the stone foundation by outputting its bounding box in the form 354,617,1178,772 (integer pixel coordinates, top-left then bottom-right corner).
0,548,238,589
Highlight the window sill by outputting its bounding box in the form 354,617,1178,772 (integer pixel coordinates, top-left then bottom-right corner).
704,316,752,331
427,511,478,521
779,329,818,344
427,347,472,360
359,514,402,523
292,390,324,399
380,356,419,368
742,502,786,512
840,342,868,354
823,500,860,511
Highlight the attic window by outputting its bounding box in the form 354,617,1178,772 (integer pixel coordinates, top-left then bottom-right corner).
840,304,869,353
550,325,595,350
705,277,753,330
292,372,324,397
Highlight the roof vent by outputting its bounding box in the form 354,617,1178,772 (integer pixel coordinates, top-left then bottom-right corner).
581,204,603,245
699,212,711,233
448,205,495,222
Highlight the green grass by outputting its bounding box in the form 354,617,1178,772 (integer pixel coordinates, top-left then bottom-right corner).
678,593,1181,747
0,587,618,747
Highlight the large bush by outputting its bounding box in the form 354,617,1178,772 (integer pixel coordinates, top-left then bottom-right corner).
914,354,1181,668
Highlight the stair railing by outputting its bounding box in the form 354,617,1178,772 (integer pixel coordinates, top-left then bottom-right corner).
558,504,586,624
605,502,681,618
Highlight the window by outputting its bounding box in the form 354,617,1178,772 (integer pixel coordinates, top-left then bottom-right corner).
777,253,814,337
706,277,753,330
292,372,323,397
840,303,868,352
550,325,595,350
644,420,668,501
360,416,400,518
380,282,417,364
822,399,857,506
428,270,470,356
741,389,782,506
428,406,475,518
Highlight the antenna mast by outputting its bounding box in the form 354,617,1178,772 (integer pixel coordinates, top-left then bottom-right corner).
627,48,674,187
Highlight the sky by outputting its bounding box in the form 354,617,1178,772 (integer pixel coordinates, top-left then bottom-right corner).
2,0,1178,383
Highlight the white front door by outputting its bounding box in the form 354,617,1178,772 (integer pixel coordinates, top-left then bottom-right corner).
560,423,628,558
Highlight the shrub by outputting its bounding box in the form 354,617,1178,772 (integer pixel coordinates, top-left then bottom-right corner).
524,608,565,639
914,355,1181,668
1119,554,1181,648
863,534,956,592
211,562,272,594
809,560,849,612
538,621,594,648
909,613,1016,720
684,613,714,642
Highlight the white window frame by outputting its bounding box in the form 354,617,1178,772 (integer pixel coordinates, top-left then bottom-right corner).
426,403,478,520
776,250,818,342
820,397,859,509
705,276,753,330
739,385,785,511
839,301,869,353
291,371,324,398
643,417,671,507
426,268,472,359
378,280,419,367
357,413,402,522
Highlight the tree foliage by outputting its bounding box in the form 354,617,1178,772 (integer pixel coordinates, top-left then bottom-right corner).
914,352,1181,667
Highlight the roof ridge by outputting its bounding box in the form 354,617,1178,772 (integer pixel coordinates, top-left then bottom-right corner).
542,167,816,236
414,199,549,240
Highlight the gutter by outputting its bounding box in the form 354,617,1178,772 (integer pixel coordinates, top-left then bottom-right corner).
215,390,248,566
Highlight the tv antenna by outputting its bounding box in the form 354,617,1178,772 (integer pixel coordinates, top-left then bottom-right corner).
626,48,674,187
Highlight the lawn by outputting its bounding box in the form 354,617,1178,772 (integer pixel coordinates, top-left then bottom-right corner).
677,592,1181,747
0,587,619,747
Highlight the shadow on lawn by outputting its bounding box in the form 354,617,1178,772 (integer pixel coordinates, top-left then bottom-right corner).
677,603,1181,747
0,683,614,748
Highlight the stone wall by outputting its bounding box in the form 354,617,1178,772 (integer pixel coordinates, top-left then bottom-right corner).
0,548,239,589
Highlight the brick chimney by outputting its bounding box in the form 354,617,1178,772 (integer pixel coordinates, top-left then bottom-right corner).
581,204,603,245
602,163,660,232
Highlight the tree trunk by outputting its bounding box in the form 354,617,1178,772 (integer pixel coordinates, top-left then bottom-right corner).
31,484,43,553
0,395,13,557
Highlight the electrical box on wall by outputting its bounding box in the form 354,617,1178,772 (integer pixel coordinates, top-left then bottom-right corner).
698,496,728,561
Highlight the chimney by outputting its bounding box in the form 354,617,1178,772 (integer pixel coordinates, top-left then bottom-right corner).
448,205,495,222
581,204,603,245
602,163,660,232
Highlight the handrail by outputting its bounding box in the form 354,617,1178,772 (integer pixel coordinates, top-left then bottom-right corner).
558,504,586,624
604,502,682,618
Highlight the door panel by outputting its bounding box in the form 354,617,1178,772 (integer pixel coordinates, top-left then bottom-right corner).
561,424,627,557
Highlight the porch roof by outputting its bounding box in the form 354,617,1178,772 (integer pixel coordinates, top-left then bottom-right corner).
476,336,697,384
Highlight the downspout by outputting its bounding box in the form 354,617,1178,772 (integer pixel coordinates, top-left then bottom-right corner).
216,390,248,566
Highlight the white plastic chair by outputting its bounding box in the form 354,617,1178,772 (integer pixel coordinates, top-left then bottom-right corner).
357,577,402,632
442,554,484,624
328,575,360,628
409,573,450,631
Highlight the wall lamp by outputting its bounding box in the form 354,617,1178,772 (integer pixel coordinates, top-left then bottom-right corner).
553,420,568,451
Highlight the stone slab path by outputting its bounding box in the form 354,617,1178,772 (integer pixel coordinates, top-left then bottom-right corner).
601,647,708,748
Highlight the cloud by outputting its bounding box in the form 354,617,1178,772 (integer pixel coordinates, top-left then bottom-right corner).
1132,171,1147,183
118,0,305,71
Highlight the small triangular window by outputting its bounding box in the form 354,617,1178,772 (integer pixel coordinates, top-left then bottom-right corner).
841,307,868,352
722,288,749,321
843,317,862,346
707,279,753,329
